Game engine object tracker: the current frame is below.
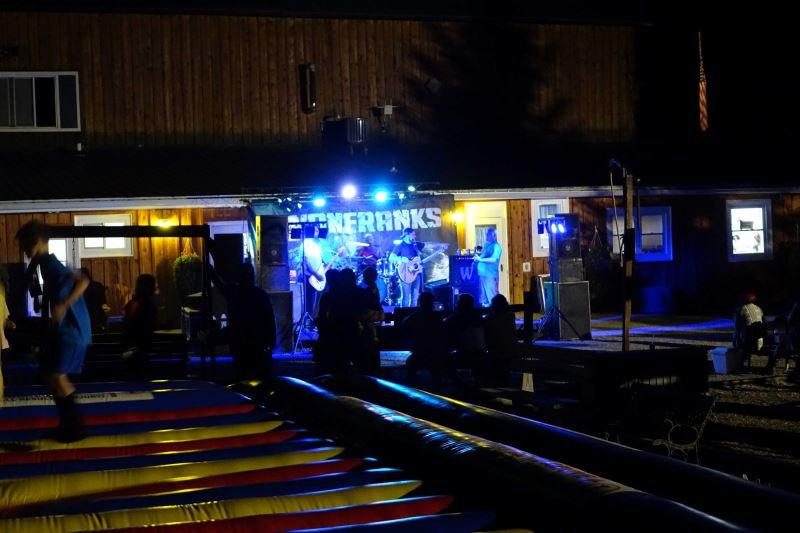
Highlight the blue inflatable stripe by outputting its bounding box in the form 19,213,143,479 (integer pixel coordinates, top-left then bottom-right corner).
0,389,250,419
287,511,496,533
0,410,280,443
0,438,329,479
19,470,398,517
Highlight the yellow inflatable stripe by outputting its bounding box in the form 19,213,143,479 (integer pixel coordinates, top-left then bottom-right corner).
0,421,283,453
0,447,343,509
0,481,422,533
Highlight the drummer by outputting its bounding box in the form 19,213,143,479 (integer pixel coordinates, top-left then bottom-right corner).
356,233,380,272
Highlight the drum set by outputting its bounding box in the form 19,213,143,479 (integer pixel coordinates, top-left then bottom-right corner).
330,243,401,306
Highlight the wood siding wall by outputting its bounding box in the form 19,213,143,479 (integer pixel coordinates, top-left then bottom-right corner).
0,12,636,150
573,194,800,313
0,207,246,323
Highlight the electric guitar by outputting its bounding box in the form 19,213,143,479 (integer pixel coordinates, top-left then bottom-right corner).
307,246,347,292
396,251,444,284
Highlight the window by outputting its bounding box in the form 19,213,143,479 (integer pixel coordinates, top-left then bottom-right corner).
74,214,133,258
531,199,569,257
606,206,673,262
726,199,772,262
0,72,80,131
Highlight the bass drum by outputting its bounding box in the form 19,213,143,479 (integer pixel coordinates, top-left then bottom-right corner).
357,275,388,303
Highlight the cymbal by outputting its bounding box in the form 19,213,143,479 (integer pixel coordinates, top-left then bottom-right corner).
348,241,369,247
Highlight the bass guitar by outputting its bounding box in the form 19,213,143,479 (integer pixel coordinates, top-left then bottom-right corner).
308,246,347,292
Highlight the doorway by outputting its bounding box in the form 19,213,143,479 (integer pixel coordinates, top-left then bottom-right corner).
464,201,510,301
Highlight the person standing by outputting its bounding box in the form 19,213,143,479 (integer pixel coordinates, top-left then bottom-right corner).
473,227,502,307
1,280,17,400
211,262,276,382
17,220,91,442
122,274,159,378
301,224,326,319
390,228,423,307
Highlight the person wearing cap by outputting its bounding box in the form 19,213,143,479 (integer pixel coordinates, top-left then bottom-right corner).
390,228,423,307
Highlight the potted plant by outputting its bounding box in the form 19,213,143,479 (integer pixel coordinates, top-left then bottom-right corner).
173,252,203,308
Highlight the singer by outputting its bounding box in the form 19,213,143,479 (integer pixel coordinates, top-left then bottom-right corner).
473,227,502,307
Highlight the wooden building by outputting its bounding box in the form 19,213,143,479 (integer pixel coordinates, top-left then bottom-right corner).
1,3,797,319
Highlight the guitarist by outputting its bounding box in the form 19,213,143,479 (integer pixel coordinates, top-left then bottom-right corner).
389,228,424,307
302,224,326,317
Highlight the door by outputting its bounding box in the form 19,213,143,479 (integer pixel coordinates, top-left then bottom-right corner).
464,201,510,301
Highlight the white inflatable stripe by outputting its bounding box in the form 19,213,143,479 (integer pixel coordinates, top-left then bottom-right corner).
0,391,155,408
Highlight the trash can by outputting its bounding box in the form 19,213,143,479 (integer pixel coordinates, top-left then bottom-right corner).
710,346,743,374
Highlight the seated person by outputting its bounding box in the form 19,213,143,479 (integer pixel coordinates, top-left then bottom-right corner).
483,294,518,386
444,293,488,386
123,274,158,376
403,291,447,386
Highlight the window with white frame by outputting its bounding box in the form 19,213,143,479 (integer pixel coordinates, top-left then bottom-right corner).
0,72,80,131
531,199,569,257
726,199,772,262
606,206,673,262
74,214,133,258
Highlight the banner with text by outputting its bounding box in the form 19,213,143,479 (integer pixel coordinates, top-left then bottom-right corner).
288,195,456,285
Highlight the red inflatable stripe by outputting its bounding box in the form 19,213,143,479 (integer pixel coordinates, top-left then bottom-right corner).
6,459,365,518
0,403,256,431
80,495,453,533
0,430,298,465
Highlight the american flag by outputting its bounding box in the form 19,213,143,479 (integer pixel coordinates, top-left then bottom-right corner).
698,32,709,132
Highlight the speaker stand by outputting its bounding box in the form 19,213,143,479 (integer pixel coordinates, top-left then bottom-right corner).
539,256,583,341
293,310,315,353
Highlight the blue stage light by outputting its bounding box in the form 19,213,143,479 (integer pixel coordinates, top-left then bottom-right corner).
375,190,388,203
557,222,566,233
407,185,416,192
312,197,326,208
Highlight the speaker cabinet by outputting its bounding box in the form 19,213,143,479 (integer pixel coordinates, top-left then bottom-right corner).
268,291,293,354
549,213,581,260
556,237,581,259
449,256,479,288
550,257,584,283
259,264,290,292
552,281,592,340
290,282,302,324
259,216,288,265
299,63,317,114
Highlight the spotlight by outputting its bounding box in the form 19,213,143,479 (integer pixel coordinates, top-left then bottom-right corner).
375,190,388,203
297,202,303,209
450,211,464,223
398,192,406,200
407,185,416,193
277,198,283,204
341,184,357,199
312,197,326,208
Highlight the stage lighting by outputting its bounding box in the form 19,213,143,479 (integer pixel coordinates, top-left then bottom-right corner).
375,190,388,203
297,202,303,209
398,192,406,200
341,184,357,199
407,185,416,192
557,222,566,233
312,197,326,207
